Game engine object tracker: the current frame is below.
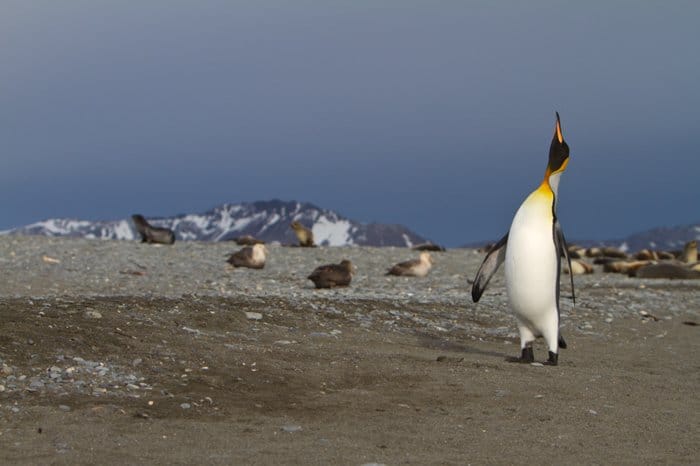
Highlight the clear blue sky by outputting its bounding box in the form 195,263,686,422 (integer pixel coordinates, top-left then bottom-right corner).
2,2,698,246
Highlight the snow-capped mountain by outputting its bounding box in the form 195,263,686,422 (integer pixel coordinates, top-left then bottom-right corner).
0,200,428,247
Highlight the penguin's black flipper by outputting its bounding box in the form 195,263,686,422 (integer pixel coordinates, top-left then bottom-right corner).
471,233,508,302
558,333,567,349
554,219,575,306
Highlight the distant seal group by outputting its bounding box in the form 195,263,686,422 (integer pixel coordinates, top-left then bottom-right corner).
119,111,698,371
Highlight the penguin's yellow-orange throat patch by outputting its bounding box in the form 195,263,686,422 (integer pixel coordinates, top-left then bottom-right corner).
536,179,555,198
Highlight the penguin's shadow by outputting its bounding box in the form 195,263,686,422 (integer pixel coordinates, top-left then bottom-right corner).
414,331,510,359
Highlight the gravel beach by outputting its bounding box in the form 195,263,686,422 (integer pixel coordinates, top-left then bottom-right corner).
0,236,698,464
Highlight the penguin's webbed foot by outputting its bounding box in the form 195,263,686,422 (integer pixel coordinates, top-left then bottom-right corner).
506,347,534,363
543,351,558,366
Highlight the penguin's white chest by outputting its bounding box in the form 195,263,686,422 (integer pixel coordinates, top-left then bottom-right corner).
505,191,558,323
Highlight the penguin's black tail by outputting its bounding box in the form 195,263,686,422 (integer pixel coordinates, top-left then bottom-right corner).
558,334,567,349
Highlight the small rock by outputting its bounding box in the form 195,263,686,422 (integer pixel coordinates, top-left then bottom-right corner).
180,403,191,409
245,312,263,321
132,358,143,367
530,362,544,367
84,310,102,319
29,380,45,390
281,424,302,433
59,405,71,412
588,409,598,415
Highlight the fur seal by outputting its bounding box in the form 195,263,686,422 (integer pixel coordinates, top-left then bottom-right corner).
603,260,650,274
657,251,676,260
226,244,268,269
634,249,659,261
631,263,700,279
682,240,698,263
600,247,628,259
290,221,315,247
567,245,586,259
233,235,265,246
564,259,594,275
131,214,175,245
386,252,433,277
307,260,353,288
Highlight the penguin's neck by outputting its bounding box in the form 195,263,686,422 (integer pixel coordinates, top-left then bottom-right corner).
548,172,562,198
538,169,562,211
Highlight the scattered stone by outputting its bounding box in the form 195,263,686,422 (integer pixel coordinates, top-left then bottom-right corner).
436,355,464,363
588,409,598,415
245,312,263,321
180,403,191,409
281,425,302,433
59,405,71,412
84,310,102,319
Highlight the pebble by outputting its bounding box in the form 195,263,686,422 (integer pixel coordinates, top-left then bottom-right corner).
59,405,71,411
245,312,263,321
281,425,302,433
84,310,102,319
180,403,191,409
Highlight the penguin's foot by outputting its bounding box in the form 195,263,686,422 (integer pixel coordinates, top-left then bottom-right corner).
543,351,558,366
506,347,534,363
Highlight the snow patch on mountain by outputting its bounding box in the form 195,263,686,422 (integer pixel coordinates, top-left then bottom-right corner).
313,217,354,247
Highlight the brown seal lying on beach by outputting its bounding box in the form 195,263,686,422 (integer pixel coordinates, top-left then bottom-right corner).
386,252,433,277
307,260,353,288
631,262,700,279
131,214,175,245
226,244,268,269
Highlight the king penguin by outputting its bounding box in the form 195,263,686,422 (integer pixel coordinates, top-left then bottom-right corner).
471,112,574,366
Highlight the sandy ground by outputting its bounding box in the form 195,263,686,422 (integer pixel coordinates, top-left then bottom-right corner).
0,237,698,464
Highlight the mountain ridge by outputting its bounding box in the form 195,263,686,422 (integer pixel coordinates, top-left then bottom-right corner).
0,199,429,248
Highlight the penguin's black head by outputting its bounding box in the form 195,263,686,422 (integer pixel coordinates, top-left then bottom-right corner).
547,112,570,175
